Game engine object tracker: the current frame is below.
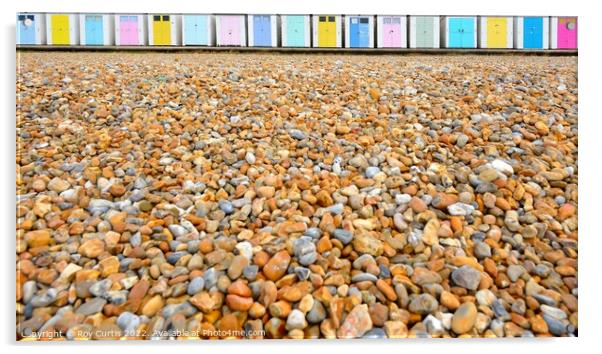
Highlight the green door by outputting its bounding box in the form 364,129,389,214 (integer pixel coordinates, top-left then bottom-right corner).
416,17,433,47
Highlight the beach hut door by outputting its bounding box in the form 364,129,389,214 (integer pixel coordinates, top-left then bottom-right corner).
18,15,36,44
416,17,433,47
523,17,543,48
85,15,104,45
153,15,171,45
318,16,337,47
51,15,70,45
383,17,401,47
487,17,507,47
253,15,271,46
185,16,208,45
286,16,305,47
558,17,577,48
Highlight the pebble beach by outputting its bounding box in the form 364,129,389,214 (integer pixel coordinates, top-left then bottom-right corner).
16,52,578,339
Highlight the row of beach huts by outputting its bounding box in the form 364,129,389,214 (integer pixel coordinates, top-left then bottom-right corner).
17,13,578,49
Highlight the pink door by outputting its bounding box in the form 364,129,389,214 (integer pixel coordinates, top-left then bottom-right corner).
120,16,139,45
383,17,401,47
557,17,577,49
220,16,241,45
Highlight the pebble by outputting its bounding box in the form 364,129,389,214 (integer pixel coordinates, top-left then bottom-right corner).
117,312,141,333
506,265,525,282
451,265,482,291
306,300,326,324
409,294,439,315
16,53,577,339
452,302,478,334
365,166,381,178
337,304,373,338
447,203,475,216
286,309,307,330
263,251,291,281
187,277,205,295
76,297,107,316
333,229,353,245
219,200,234,214
47,177,71,193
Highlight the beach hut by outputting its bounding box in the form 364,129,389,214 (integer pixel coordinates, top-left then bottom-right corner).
442,16,477,48
312,15,342,48
215,15,247,46
17,13,45,45
409,16,440,48
148,14,180,46
79,14,114,45
345,15,375,48
479,16,513,48
182,15,214,46
514,16,549,49
377,15,407,48
46,13,79,45
248,15,278,47
281,15,311,47
551,17,577,49
115,14,146,45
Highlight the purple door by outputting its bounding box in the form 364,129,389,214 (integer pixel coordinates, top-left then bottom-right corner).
120,16,138,45
383,17,401,47
220,16,241,46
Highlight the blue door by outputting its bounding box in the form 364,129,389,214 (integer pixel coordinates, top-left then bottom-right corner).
523,17,543,49
184,15,208,45
285,16,305,47
17,15,36,44
253,15,271,46
350,17,370,48
85,15,103,45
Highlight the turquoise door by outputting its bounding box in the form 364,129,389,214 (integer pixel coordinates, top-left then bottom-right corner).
85,15,103,45
285,16,305,47
17,14,36,44
184,15,208,45
415,17,434,48
462,18,475,47
449,18,474,48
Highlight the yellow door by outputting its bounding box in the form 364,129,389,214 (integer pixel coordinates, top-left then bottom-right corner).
318,16,336,47
51,15,69,45
153,15,171,45
487,17,507,48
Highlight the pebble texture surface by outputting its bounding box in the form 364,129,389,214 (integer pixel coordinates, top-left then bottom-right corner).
16,52,578,339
